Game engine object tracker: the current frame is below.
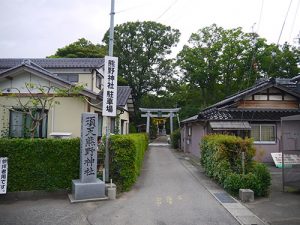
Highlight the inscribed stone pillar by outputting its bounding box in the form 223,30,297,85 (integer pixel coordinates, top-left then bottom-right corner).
71,113,105,201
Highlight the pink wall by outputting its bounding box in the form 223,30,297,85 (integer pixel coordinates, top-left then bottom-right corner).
181,123,205,157
181,121,284,163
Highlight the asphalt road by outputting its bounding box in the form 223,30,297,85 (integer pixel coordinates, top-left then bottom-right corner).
88,144,239,225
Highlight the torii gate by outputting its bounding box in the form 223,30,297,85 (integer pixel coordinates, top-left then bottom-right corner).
140,108,181,134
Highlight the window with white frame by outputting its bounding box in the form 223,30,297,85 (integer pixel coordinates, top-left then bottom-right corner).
251,124,276,143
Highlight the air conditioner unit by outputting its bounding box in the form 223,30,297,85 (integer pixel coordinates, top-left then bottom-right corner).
49,132,72,139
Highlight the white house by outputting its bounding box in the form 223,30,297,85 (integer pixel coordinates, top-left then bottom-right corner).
0,58,133,138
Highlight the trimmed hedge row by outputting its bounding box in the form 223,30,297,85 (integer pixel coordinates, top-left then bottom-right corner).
0,138,80,192
106,133,148,192
200,134,271,197
0,133,148,193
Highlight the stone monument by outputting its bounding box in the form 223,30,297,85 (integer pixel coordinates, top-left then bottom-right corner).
71,113,106,202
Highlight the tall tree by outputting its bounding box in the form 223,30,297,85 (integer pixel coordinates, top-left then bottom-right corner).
177,24,300,107
48,38,106,58
103,21,180,120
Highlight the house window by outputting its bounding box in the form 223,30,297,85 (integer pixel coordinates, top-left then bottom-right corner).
57,74,79,83
96,75,102,89
251,124,276,144
9,110,48,138
111,117,115,134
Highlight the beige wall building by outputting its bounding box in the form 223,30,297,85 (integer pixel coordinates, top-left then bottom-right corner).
0,58,133,138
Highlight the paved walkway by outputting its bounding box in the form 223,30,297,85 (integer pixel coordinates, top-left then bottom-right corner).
0,137,271,225
244,165,300,225
88,142,239,225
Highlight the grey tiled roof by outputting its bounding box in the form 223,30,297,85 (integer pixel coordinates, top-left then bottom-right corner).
0,58,104,69
117,86,132,106
181,115,198,123
204,78,300,111
181,78,300,124
99,86,132,107
198,108,300,121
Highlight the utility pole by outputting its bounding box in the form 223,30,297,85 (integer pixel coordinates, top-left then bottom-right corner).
294,31,300,49
104,0,115,183
109,0,115,56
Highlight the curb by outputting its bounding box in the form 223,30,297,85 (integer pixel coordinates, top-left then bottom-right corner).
173,150,268,225
0,190,68,202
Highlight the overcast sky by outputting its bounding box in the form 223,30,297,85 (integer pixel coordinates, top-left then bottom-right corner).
0,0,299,58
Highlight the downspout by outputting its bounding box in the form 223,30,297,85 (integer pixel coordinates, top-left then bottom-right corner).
87,97,91,112
51,105,55,132
91,69,94,92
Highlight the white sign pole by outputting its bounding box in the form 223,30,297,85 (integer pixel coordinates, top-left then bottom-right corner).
103,56,118,183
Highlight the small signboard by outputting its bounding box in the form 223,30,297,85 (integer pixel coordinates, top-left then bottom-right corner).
0,157,8,194
102,56,118,117
271,153,300,168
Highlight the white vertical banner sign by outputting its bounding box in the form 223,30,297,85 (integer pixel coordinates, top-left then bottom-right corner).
102,56,118,117
0,157,8,194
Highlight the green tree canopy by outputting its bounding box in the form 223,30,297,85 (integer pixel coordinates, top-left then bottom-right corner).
48,38,106,58
103,21,181,119
177,24,300,107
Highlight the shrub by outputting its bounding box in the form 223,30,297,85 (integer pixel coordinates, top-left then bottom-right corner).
224,172,260,196
0,138,80,192
200,134,271,197
106,133,148,192
170,129,181,149
251,162,271,196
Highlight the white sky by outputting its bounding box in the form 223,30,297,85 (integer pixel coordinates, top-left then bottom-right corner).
0,0,299,58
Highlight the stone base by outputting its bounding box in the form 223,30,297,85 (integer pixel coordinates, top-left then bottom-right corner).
239,189,254,202
72,179,106,200
105,183,117,200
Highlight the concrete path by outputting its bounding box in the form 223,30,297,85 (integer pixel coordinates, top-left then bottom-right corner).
1,138,258,225
244,165,300,225
88,144,239,225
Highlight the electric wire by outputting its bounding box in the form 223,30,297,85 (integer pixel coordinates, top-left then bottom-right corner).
156,0,179,20
277,0,293,45
267,0,294,76
288,0,300,43
256,0,265,33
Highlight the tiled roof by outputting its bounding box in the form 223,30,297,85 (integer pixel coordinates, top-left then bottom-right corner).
181,115,198,123
203,78,300,111
99,86,132,107
0,58,104,69
117,86,132,106
198,108,300,121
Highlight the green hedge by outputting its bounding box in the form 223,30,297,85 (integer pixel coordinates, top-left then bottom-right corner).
170,129,181,149
0,138,80,192
107,133,148,192
200,134,271,196
0,133,148,193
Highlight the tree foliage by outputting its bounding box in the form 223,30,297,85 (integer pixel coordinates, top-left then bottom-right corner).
177,24,300,108
49,38,106,58
103,21,181,119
